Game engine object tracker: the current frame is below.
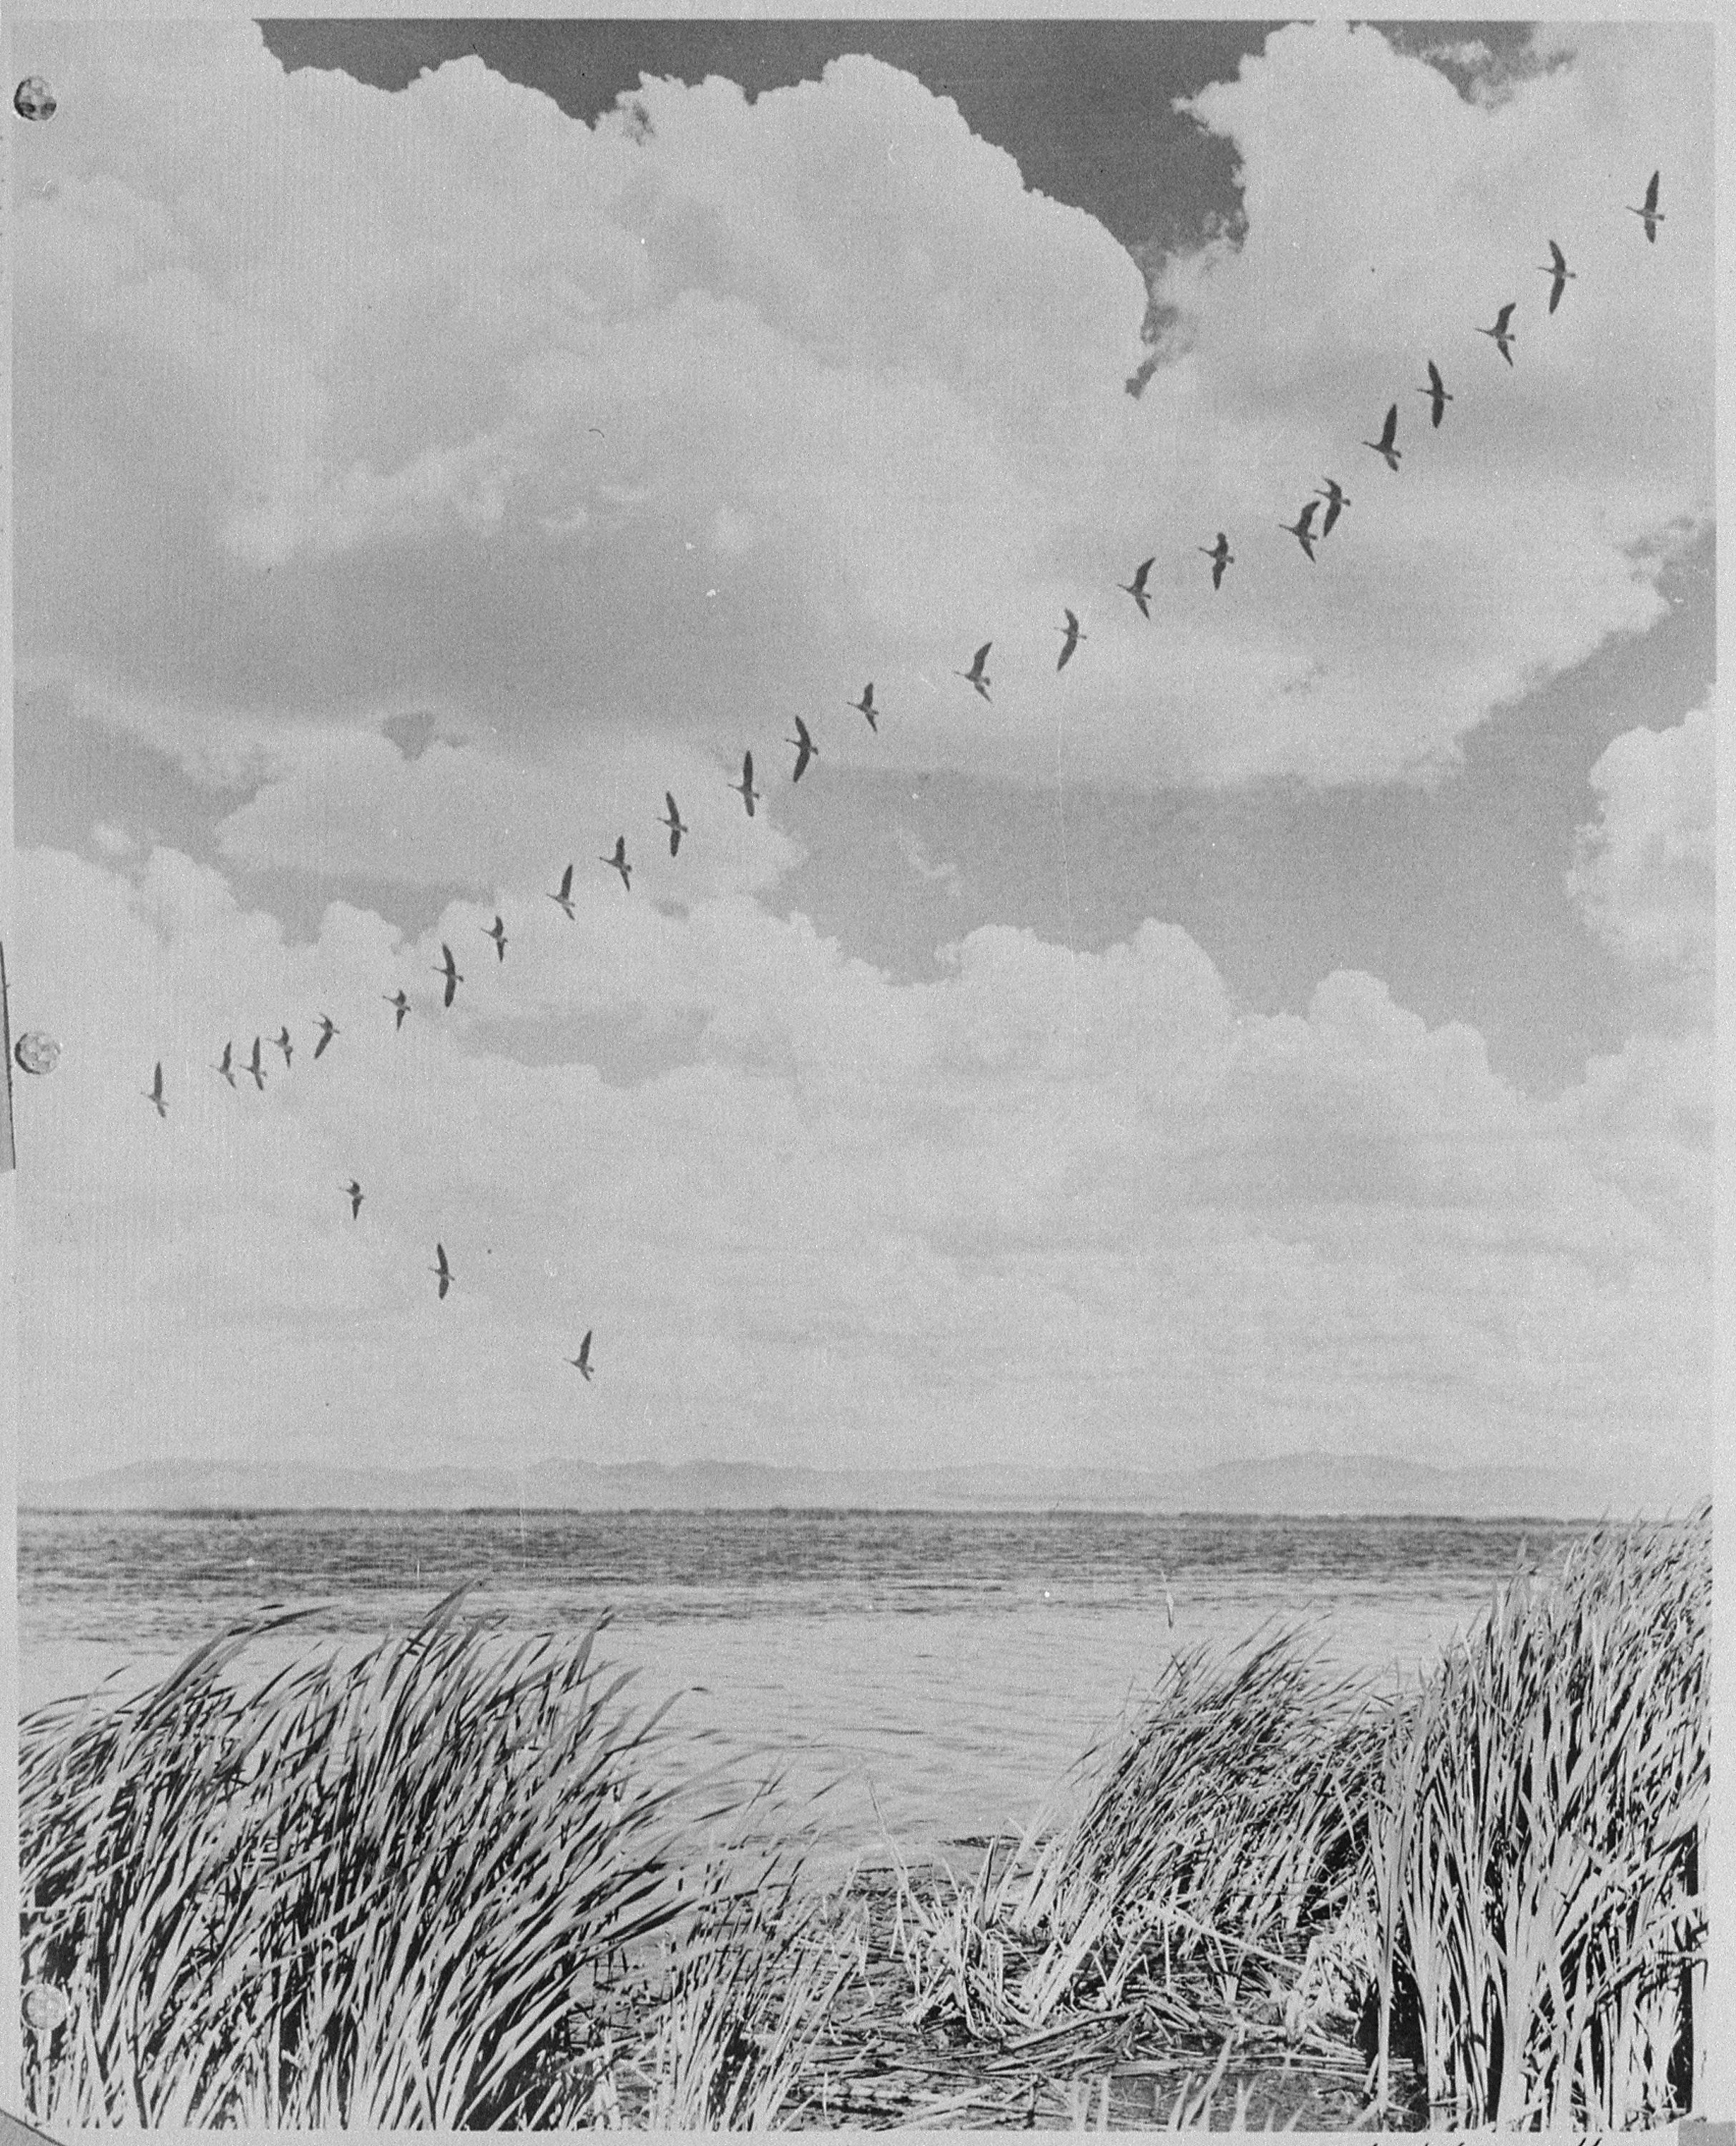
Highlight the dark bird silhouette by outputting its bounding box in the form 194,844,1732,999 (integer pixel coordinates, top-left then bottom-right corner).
569,1330,594,1381
1363,402,1401,471
386,990,410,1030
344,1179,363,1219
602,836,632,892
1120,558,1155,618
1314,480,1350,539
788,715,817,783
247,1037,268,1092
1629,169,1663,242
313,1014,338,1059
275,1026,294,1069
849,684,878,732
1477,303,1518,366
1198,533,1233,589
484,915,508,962
1056,609,1085,671
660,793,687,856
1280,499,1320,561
732,752,762,818
1416,361,1453,428
431,1243,453,1300
956,642,993,702
549,864,577,921
144,1062,167,1119
214,1041,237,1089
1537,240,1576,315
434,944,463,1007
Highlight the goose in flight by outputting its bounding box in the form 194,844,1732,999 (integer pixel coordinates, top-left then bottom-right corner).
849,684,878,733
549,864,577,921
1363,403,1401,471
434,943,464,1007
1629,169,1663,242
732,752,762,818
659,793,687,856
788,715,818,783
344,1179,363,1220
385,989,410,1031
313,1014,338,1059
214,1041,237,1089
1537,240,1576,315
1120,557,1155,619
275,1026,295,1069
1199,533,1234,589
1280,499,1320,561
601,836,632,892
246,1037,268,1092
484,915,508,963
1056,609,1085,671
956,642,993,702
1476,303,1517,366
431,1243,453,1300
144,1062,167,1119
1313,480,1350,539
1416,361,1453,429
568,1330,594,1382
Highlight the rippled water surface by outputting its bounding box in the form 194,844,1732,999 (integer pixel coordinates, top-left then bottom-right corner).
19,1508,1585,1865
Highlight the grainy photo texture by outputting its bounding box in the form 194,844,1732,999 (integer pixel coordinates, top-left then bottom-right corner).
6,17,1716,2130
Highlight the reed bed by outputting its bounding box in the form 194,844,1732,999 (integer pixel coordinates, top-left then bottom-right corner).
1368,1508,1709,2129
890,1510,1710,2130
18,1509,1711,2130
19,1592,825,2130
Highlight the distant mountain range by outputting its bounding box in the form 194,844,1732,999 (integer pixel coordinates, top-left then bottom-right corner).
19,1450,1692,1520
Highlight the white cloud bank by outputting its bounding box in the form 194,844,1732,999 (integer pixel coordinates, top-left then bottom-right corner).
16,18,1712,817
11,21,1712,1497
17,831,1711,1489
1566,701,1712,1022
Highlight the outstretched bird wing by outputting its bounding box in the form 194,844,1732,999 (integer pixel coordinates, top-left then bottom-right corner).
1495,302,1515,334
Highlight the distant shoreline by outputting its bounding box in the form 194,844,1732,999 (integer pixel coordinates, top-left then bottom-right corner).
17,1449,1695,1522
21,1499,1679,1525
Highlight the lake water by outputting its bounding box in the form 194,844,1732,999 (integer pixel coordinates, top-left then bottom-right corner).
16,1508,1587,1871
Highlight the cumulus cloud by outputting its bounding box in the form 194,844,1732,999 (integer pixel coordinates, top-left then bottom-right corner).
14,18,1711,808
1566,702,1712,1022
17,846,1712,1489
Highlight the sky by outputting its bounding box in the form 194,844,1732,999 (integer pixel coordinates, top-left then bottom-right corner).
10,18,1715,1497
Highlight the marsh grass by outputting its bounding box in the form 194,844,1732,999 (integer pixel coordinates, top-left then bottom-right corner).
891,1511,1710,2130
890,1627,1386,2061
1368,1509,1708,2129
19,1589,816,2129
19,1511,1711,2130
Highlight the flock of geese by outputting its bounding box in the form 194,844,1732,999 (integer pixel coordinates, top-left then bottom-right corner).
130,170,1670,1390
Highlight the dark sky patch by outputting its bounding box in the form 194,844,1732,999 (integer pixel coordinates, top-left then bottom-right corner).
260,19,1273,277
